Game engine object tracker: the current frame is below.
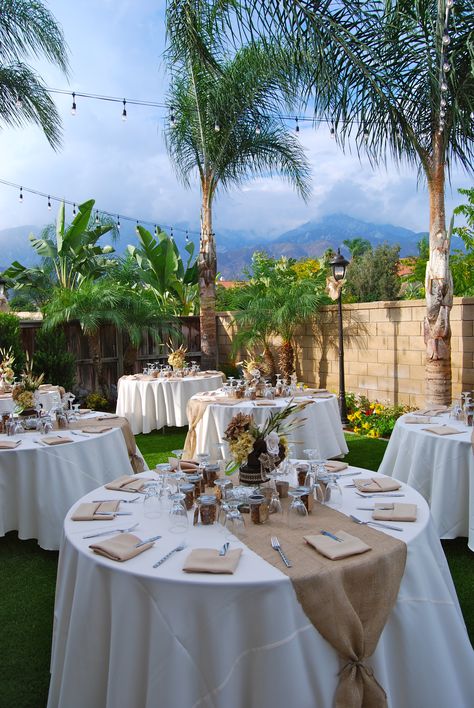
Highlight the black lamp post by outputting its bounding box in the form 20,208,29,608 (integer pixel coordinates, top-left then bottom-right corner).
329,249,349,424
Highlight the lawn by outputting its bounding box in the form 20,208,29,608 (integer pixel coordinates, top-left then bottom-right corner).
0,430,471,708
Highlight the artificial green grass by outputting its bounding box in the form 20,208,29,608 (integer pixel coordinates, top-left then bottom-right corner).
0,429,471,708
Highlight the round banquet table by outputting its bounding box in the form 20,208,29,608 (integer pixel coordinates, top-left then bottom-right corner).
0,413,143,551
116,373,224,434
0,388,61,415
188,392,349,460
378,413,474,551
47,469,473,708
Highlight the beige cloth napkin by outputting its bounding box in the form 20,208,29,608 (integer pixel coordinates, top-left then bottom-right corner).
354,477,401,493
404,416,432,424
413,406,447,416
97,415,119,420
372,503,417,522
70,416,145,473
105,475,145,492
325,460,348,473
81,425,113,434
89,533,153,562
71,501,120,521
78,408,92,414
254,401,276,406
311,393,334,399
422,425,462,436
0,440,21,449
183,548,242,574
169,458,199,472
304,531,371,560
41,436,73,445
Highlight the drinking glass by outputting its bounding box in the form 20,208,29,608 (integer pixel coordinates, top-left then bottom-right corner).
143,485,162,519
222,505,246,539
287,490,309,529
168,493,189,534
323,474,343,509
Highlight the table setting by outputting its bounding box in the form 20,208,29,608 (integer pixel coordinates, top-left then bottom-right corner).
0,409,146,550
47,453,474,708
378,399,474,550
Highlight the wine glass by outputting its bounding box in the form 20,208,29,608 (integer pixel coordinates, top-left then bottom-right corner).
168,493,189,534
143,485,162,519
323,474,343,509
287,490,309,529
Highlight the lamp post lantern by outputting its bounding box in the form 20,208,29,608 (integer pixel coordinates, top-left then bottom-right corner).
329,249,349,424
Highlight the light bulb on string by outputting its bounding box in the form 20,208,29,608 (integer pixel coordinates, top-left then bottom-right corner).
447,0,454,7
47,196,52,210
185,230,189,242
441,81,448,92
214,120,220,132
440,108,446,118
330,122,336,139
363,126,369,142
95,211,100,225
154,224,158,237
443,61,451,72
73,203,77,216
19,186,23,203
122,99,127,121
442,32,451,46
170,227,174,240
255,125,261,135
16,96,23,108
71,92,77,115
135,220,139,235
441,98,447,108
295,116,300,133
170,106,176,126
117,216,121,230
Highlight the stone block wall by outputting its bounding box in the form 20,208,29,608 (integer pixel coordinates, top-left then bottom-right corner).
217,297,474,407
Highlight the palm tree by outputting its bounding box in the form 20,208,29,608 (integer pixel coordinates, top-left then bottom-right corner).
0,0,69,148
164,30,311,368
42,280,171,395
172,0,474,404
343,238,372,259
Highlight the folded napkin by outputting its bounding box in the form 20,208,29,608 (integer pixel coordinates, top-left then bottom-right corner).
311,393,334,399
204,370,221,375
325,460,348,473
71,501,120,521
404,416,432,424
81,425,113,434
89,533,153,562
78,408,92,415
41,436,73,446
354,477,402,493
254,401,276,406
97,415,119,420
168,458,199,471
304,531,371,560
183,548,242,574
105,475,145,492
372,503,417,522
422,425,462,436
413,406,447,416
0,440,21,449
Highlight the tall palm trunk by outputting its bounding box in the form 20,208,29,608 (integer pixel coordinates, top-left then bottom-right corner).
263,344,276,382
199,182,217,369
424,134,453,405
279,339,295,381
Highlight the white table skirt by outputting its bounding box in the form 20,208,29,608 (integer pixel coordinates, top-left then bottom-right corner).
116,374,224,434
0,414,144,550
47,469,473,708
192,393,349,460
378,414,474,550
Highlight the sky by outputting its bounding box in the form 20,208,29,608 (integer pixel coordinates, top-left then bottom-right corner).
0,0,471,242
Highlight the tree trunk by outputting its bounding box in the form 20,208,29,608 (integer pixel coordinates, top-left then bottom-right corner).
263,344,277,382
199,183,217,369
424,134,453,405
278,340,295,380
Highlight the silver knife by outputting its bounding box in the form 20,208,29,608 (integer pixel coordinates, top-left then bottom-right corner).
95,512,132,516
135,535,162,548
356,506,394,511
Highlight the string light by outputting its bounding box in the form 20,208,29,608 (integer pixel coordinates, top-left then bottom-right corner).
95,210,100,225
154,224,158,236
214,120,220,132
122,99,127,121
135,220,139,234
170,106,176,126
185,230,189,242
295,116,300,133
19,186,23,203
255,125,261,135
442,31,451,46
71,92,77,116
170,227,174,239
330,122,336,139
16,96,23,108
47,195,52,210
117,215,121,229
73,203,77,215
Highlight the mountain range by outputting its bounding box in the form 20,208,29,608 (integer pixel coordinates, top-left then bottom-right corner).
0,213,428,279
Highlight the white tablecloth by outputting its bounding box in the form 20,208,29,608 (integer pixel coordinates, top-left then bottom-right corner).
191,393,349,460
0,413,143,550
47,469,473,708
378,413,474,550
0,389,61,415
116,374,224,434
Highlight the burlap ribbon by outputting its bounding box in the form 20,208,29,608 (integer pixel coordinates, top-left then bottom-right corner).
183,399,210,458
238,498,406,708
69,416,145,473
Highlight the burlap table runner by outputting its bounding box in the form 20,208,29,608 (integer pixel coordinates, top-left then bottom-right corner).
239,499,407,708
69,417,145,473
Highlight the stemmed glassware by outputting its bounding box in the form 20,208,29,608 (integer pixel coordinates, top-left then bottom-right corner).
323,474,343,509
287,490,309,529
168,492,189,534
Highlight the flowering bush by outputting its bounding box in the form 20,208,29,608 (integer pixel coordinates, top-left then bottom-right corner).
346,393,411,438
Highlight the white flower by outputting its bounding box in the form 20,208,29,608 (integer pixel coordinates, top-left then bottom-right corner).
265,431,280,455
250,368,261,379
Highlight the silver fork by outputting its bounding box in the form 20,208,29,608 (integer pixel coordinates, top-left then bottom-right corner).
83,522,139,539
153,542,186,568
349,515,403,532
355,492,405,498
271,536,292,568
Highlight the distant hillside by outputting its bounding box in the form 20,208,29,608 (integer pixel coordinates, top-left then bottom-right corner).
0,213,429,279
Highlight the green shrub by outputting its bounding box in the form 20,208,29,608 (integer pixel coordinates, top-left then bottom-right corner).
33,326,76,391
84,392,110,411
0,312,25,373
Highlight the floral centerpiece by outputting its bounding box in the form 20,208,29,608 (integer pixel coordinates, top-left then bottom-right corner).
0,347,15,391
224,401,307,484
168,344,187,370
237,356,269,382
12,355,44,413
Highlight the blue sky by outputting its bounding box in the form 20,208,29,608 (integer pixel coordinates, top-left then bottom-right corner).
0,0,471,240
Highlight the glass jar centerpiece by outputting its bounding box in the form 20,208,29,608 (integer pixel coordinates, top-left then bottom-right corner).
223,401,308,486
